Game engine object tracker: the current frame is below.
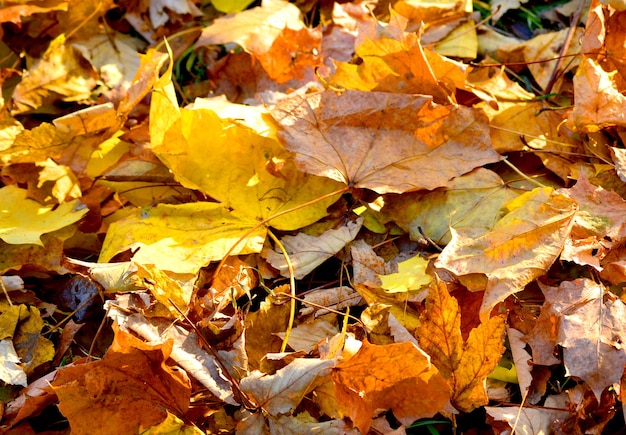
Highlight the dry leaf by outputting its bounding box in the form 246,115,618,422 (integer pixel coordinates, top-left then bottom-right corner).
332,340,450,433
52,325,191,434
436,187,577,319
418,279,506,412
11,35,98,114
240,358,335,415
525,279,626,400
272,90,499,194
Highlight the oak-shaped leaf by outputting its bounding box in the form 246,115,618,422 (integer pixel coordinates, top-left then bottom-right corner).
435,187,577,319
51,325,191,434
272,89,499,194
417,279,506,412
331,340,450,433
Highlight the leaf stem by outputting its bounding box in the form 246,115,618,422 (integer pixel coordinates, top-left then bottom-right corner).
268,230,296,353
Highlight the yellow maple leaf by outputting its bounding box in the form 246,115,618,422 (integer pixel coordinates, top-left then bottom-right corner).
417,279,506,412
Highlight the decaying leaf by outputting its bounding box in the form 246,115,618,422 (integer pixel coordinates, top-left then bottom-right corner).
525,279,626,400
11,34,98,114
264,218,362,279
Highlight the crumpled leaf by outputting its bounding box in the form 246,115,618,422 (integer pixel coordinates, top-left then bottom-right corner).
568,57,626,132
0,340,27,387
0,305,55,386
378,255,431,293
436,187,577,319
240,358,335,415
0,185,87,246
272,89,500,194
332,340,450,433
99,202,266,275
265,218,362,279
269,412,358,434
52,325,191,434
254,26,322,84
109,309,237,405
524,279,626,400
417,279,506,412
486,397,571,435
11,34,98,114
0,0,68,24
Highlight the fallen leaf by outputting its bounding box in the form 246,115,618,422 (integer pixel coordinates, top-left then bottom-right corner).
0,185,87,246
417,279,506,412
0,0,68,25
150,59,343,232
269,412,358,434
332,340,450,433
526,279,626,400
240,357,335,415
272,89,500,193
196,0,304,54
264,218,362,279
110,310,237,405
436,187,577,319
11,34,98,114
52,325,191,434
329,30,454,103
99,202,266,275
378,255,431,293
255,26,322,83
382,168,517,245
559,174,626,269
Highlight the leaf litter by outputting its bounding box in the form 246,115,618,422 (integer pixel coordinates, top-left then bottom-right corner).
2,0,626,433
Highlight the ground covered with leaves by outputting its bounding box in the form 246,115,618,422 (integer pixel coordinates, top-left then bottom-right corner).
1,0,626,433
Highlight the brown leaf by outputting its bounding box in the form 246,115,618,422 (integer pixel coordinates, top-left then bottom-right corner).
331,340,450,433
559,175,626,270
240,358,335,415
51,325,191,434
272,90,499,194
417,279,506,412
525,279,626,400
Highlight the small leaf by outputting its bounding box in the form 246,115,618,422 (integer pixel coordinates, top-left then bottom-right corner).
378,255,431,293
